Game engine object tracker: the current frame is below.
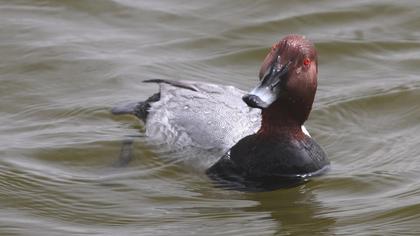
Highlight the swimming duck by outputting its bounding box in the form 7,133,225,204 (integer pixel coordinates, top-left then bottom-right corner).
112,34,329,190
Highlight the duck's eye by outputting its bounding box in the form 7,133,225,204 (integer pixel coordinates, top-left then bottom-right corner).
303,58,311,66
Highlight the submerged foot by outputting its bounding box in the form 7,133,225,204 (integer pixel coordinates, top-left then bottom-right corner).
113,139,135,167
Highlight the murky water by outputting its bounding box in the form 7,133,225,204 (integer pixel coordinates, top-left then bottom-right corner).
1,0,420,235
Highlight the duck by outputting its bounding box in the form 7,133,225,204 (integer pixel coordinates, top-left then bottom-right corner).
112,34,329,190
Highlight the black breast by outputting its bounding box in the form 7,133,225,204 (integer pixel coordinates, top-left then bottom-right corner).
206,134,329,191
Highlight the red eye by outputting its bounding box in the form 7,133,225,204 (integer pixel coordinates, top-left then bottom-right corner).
303,58,311,66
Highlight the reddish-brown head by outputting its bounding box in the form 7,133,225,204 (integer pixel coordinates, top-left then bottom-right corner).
242,35,318,136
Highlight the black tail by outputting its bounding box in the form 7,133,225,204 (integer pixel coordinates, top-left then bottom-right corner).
112,79,196,121
111,93,160,122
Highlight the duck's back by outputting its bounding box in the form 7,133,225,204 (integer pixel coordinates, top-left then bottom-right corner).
144,80,261,152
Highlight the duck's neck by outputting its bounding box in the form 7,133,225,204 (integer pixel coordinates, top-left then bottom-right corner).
257,98,312,139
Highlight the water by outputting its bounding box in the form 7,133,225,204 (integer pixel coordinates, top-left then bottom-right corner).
1,0,420,235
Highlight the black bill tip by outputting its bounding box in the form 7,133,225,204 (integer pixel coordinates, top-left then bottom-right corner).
242,94,269,109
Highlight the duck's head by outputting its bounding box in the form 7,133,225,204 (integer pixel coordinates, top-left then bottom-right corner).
243,35,318,128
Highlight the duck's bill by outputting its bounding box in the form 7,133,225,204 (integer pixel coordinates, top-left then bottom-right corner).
242,61,290,109
242,92,272,109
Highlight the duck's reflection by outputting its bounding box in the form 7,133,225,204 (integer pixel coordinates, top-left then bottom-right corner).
242,182,336,235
